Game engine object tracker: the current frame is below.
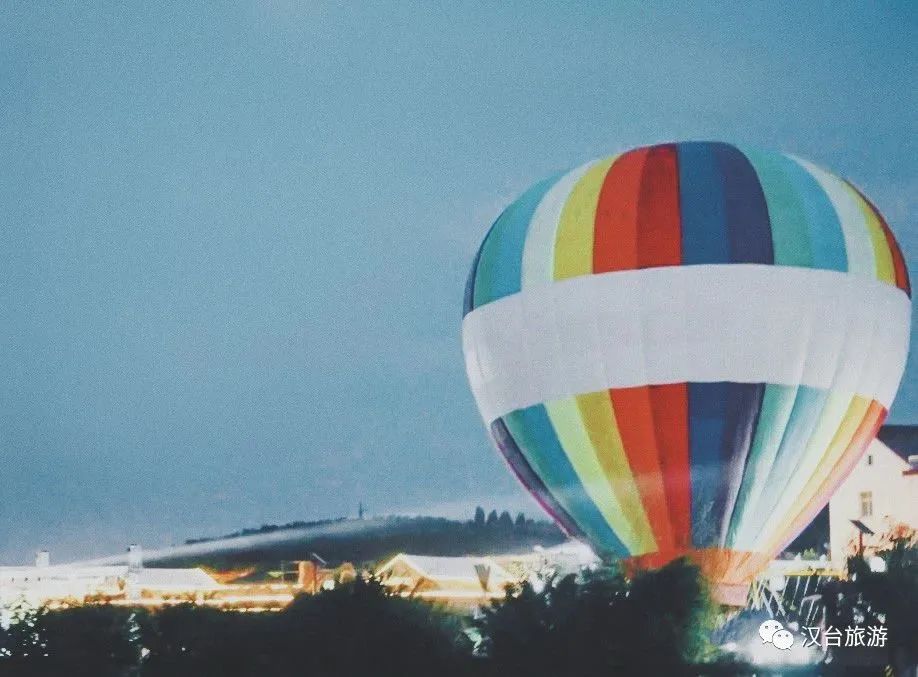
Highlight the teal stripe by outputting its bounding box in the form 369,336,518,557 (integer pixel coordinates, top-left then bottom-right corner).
782,156,847,272
742,149,812,266
473,174,563,309
726,384,798,548
733,386,827,546
503,404,628,557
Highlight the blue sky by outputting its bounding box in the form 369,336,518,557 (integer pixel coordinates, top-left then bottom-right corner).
1,2,915,563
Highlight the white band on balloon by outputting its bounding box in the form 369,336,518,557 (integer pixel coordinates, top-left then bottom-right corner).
463,264,911,423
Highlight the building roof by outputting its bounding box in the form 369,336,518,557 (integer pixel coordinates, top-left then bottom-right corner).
131,568,219,590
0,565,129,582
378,554,514,582
877,425,918,462
0,565,219,590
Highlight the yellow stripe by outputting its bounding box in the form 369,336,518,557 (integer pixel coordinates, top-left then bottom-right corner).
761,395,869,554
553,157,617,280
575,391,657,554
849,187,896,285
544,397,643,553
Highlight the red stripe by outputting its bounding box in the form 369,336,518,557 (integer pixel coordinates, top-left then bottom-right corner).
592,148,670,548
637,145,686,552
637,144,682,269
650,384,690,551
593,145,688,555
593,148,649,273
847,186,911,296
876,212,911,296
609,387,674,553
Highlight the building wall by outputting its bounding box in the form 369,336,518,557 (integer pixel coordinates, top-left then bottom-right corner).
829,439,915,564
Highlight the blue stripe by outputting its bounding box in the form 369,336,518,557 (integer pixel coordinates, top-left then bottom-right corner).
688,382,728,547
677,142,730,265
463,239,485,317
472,174,562,309
726,384,798,548
689,382,766,548
714,143,774,265
504,405,628,557
716,383,765,546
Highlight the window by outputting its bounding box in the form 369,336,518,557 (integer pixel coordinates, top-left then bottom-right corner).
859,491,873,518
867,454,873,466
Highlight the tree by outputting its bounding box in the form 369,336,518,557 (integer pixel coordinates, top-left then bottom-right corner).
497,511,514,532
275,576,471,675
0,605,146,677
142,604,276,677
486,510,499,528
820,539,918,673
514,512,526,530
476,559,716,675
474,506,486,529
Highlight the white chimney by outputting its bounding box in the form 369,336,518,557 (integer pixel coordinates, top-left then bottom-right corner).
908,454,918,470
35,550,50,568
127,544,143,570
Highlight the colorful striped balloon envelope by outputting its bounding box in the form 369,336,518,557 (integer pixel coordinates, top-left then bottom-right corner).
462,141,911,605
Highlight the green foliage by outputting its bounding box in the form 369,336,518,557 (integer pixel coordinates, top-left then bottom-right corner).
278,576,471,676
0,605,143,677
497,511,514,531
822,540,918,669
476,558,717,676
0,580,471,676
141,604,276,677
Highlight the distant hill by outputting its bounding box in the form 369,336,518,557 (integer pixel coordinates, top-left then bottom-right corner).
148,504,827,577
153,513,567,575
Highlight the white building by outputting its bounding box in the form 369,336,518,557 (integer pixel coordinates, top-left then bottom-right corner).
0,547,219,611
829,426,918,564
376,554,518,606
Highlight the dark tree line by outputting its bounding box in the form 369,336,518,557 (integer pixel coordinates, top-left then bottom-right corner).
0,560,717,677
5,551,914,676
472,508,531,533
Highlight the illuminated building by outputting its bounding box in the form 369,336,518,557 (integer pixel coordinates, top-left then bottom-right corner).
829,427,918,564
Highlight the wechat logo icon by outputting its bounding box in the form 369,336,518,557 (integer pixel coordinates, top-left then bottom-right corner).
759,619,794,650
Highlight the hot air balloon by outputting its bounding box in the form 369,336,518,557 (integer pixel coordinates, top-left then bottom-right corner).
462,142,911,605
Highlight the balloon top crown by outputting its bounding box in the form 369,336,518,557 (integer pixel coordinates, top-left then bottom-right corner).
464,141,910,317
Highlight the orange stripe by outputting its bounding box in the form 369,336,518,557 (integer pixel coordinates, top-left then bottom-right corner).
623,548,770,605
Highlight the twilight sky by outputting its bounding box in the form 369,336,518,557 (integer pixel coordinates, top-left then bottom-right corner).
1,2,915,563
